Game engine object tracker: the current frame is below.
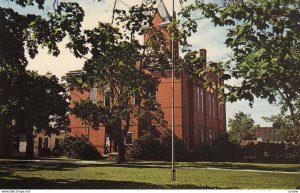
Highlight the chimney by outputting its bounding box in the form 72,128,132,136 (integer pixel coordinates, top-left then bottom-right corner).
200,49,207,68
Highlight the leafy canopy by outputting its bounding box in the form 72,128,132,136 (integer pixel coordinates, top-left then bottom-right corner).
228,111,255,144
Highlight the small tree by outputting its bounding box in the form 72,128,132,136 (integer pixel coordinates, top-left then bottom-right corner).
228,111,255,144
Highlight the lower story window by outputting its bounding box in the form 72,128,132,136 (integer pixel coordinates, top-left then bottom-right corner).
124,132,134,145
43,138,49,148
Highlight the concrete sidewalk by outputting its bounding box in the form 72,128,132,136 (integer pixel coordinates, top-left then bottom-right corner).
1,158,299,174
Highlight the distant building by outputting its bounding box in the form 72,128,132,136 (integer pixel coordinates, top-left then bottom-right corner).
255,126,285,143
68,1,226,154
33,131,67,157
7,130,66,158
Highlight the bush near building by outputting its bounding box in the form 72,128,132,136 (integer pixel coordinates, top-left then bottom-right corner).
242,142,300,162
60,135,102,160
131,132,300,162
131,131,189,161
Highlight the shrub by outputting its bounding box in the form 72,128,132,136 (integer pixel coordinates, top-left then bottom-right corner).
51,145,63,157
39,148,51,156
60,135,101,160
190,134,241,162
131,130,189,161
131,131,161,160
211,134,242,161
159,130,189,161
242,142,300,162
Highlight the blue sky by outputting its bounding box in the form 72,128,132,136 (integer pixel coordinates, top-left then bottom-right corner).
1,0,281,127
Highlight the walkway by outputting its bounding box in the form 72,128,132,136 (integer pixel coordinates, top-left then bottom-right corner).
1,158,299,174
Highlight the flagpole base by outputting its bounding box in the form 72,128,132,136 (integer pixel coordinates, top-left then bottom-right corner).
171,168,176,181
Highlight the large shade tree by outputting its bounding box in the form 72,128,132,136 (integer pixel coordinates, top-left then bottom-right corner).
179,0,300,137
0,0,84,157
65,22,168,163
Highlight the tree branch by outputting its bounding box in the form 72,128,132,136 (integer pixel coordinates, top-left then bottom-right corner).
111,0,118,25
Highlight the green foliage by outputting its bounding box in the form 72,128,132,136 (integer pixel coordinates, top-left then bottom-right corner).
242,142,300,162
180,0,300,127
158,130,188,161
263,97,300,144
191,135,242,161
228,111,255,144
65,22,168,163
60,135,101,160
131,131,161,161
131,130,188,161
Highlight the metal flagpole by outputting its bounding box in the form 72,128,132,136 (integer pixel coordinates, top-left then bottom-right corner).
171,0,176,181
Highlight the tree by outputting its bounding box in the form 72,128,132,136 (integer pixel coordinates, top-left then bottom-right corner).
1,70,69,157
179,0,300,135
228,111,255,144
264,97,300,144
64,23,167,163
0,0,86,157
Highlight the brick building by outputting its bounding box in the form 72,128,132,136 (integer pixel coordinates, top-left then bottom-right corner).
255,126,285,144
68,1,226,154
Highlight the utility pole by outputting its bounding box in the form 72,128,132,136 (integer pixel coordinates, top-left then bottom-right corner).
171,0,176,181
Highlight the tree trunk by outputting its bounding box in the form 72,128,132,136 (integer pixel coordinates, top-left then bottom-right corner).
25,129,34,158
0,127,10,158
117,134,126,163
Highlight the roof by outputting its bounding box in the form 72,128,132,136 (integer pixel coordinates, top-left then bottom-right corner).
66,70,86,76
157,0,171,21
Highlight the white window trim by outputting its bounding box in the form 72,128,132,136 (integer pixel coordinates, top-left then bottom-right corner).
212,94,215,118
124,132,134,145
200,88,204,113
208,93,211,116
89,87,97,103
197,87,200,111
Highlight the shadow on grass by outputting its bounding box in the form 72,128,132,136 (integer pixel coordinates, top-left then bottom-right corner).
2,160,300,173
181,162,300,172
0,175,228,189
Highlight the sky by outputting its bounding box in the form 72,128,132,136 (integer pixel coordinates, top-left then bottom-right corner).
1,0,281,127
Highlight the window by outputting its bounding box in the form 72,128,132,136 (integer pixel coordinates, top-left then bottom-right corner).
219,104,223,120
132,93,139,105
208,94,211,116
43,138,49,148
197,87,200,111
55,138,61,148
212,94,215,117
149,90,157,101
103,93,110,107
38,137,43,150
90,87,97,103
12,136,20,151
201,128,204,143
124,132,134,145
200,88,204,112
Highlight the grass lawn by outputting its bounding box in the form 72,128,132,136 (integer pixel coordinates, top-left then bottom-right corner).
0,159,299,189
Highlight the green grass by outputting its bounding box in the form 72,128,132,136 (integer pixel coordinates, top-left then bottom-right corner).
0,159,299,189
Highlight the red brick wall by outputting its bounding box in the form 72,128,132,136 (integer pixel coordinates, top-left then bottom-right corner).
154,71,183,138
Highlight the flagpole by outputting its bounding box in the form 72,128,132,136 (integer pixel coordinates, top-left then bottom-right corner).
171,0,176,181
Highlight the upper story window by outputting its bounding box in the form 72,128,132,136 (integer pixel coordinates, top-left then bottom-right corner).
103,86,110,107
90,87,97,103
197,87,200,111
208,93,211,116
212,94,215,118
103,93,110,107
200,88,204,113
